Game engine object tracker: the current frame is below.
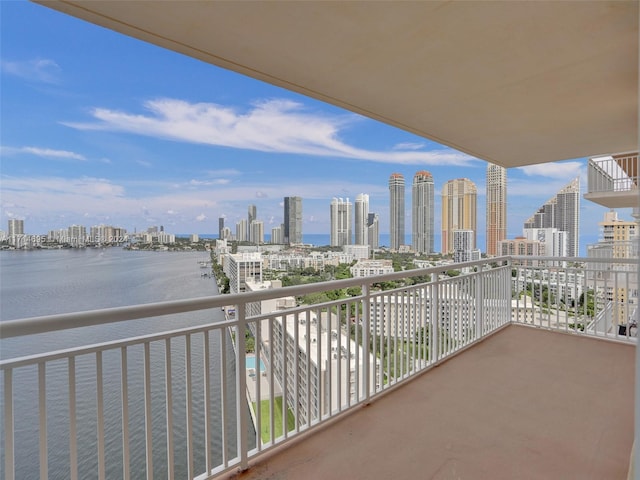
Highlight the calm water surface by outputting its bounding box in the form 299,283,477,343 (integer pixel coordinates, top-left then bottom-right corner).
0,248,246,479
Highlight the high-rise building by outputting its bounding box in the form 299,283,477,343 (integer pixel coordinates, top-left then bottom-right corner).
587,210,638,260
524,177,580,257
284,196,303,245
222,252,263,294
250,220,264,244
271,225,283,244
441,178,477,254
7,219,25,248
68,224,87,247
412,171,435,254
218,217,225,239
486,163,507,256
354,194,369,246
248,205,257,239
453,229,480,263
330,197,352,246
556,178,580,257
389,173,405,251
524,228,567,258
367,213,379,250
236,219,248,242
221,227,232,241
498,236,543,257
587,211,638,327
8,219,24,236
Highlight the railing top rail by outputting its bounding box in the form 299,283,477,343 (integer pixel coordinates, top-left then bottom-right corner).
0,257,511,339
512,255,639,265
0,317,237,369
5,255,639,340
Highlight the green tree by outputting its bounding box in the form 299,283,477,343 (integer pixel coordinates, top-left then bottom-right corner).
346,286,362,297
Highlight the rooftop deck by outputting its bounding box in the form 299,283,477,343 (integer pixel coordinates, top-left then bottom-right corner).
228,324,635,480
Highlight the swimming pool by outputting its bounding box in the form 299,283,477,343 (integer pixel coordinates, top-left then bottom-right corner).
246,356,266,372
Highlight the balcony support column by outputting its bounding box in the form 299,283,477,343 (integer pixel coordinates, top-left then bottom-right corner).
431,279,440,363
633,191,640,478
362,282,371,402
235,302,249,472
476,265,484,339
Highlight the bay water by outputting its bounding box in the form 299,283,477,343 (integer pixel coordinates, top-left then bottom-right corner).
0,248,245,479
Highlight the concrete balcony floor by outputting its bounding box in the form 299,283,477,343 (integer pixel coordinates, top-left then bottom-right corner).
228,324,635,480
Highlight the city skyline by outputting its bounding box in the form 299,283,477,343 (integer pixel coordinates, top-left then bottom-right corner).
0,2,622,255
0,172,596,255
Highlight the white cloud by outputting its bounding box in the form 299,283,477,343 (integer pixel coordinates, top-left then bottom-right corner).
3,176,124,198
189,179,230,186
517,161,583,179
2,58,61,84
0,174,387,232
204,169,241,176
136,159,152,168
2,145,86,161
63,98,476,166
392,142,426,151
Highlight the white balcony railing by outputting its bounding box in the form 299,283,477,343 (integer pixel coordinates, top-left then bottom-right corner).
0,256,636,480
585,153,639,208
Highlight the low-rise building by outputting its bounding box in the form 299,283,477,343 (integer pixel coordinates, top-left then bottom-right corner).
350,259,394,278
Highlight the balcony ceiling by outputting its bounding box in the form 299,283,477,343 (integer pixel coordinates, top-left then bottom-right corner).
36,1,638,167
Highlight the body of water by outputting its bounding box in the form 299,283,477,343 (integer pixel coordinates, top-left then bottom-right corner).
0,248,246,479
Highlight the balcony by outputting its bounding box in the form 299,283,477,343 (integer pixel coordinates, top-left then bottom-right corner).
584,153,640,209
1,256,636,480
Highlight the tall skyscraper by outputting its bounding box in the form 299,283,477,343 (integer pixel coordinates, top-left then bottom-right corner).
8,219,24,236
524,177,580,257
367,213,379,250
389,173,405,251
354,194,369,245
249,220,264,244
271,225,283,244
236,219,248,242
218,216,225,239
441,178,477,254
412,171,435,254
248,205,257,239
486,163,507,256
330,197,352,246
284,196,303,245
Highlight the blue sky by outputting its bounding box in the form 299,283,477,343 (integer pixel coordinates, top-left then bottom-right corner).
0,1,622,253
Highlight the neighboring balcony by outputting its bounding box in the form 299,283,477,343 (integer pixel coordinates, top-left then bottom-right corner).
0,256,636,480
584,152,639,209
